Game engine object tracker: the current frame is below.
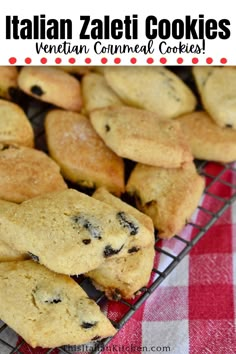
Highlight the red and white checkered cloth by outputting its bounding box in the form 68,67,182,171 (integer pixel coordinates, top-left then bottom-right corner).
4,162,236,354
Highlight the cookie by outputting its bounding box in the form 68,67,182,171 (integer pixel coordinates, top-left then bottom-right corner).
0,66,18,100
126,162,205,239
103,66,196,119
81,72,123,114
0,260,116,348
0,189,152,275
45,109,124,195
86,187,155,299
86,246,155,300
18,66,82,112
0,99,34,147
193,66,236,129
90,106,193,168
177,111,236,163
0,144,67,203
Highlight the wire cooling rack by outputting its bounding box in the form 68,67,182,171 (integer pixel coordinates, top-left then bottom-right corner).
1,89,236,354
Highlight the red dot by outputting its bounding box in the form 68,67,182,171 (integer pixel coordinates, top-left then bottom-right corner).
101,57,107,64
85,58,91,64
41,57,47,64
69,58,75,64
114,57,121,64
147,57,154,64
160,57,167,64
25,57,31,64
206,57,213,64
130,57,136,64
177,58,183,64
9,57,16,64
192,57,198,64
220,57,227,64
55,58,61,64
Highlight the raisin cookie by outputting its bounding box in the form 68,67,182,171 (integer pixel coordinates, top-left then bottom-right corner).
18,66,82,112
0,66,18,100
90,106,193,168
126,162,205,239
103,66,196,119
0,189,151,275
177,111,236,163
193,66,236,129
0,144,67,203
0,260,116,348
45,109,124,195
0,99,34,147
81,72,124,114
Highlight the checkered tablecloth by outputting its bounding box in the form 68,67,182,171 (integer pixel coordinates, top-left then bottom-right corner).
1,162,236,354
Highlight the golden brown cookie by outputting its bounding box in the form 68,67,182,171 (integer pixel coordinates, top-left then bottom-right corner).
18,66,82,112
177,111,236,163
126,162,205,239
0,66,18,100
103,66,196,119
193,66,236,129
0,99,34,147
0,260,116,348
90,106,193,168
81,72,124,114
45,109,125,195
0,144,67,203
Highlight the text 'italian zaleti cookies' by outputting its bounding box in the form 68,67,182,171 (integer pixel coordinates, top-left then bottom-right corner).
18,66,82,112
177,111,236,163
0,99,34,148
103,66,197,119
0,189,152,275
85,187,155,300
0,261,116,348
193,66,236,129
45,109,124,195
90,106,193,168
126,162,205,239
0,144,67,203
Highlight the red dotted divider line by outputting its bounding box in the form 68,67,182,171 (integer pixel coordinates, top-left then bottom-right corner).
8,57,228,65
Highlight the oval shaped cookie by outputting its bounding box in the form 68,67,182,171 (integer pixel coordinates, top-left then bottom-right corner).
104,66,196,119
0,66,18,100
45,109,125,195
0,99,34,147
0,144,67,203
18,66,82,112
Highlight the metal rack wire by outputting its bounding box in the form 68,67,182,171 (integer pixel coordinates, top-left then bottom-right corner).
1,98,236,354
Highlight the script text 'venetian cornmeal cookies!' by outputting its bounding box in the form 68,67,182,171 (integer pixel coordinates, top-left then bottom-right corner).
0,189,152,275
90,106,193,168
45,109,125,195
18,66,83,112
103,66,197,119
126,162,205,239
0,261,116,348
193,66,236,129
0,144,67,203
0,99,34,148
177,111,236,163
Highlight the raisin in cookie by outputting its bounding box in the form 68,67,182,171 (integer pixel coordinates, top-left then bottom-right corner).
0,144,67,203
90,106,193,168
45,109,124,195
177,111,236,163
126,162,205,239
81,72,124,114
0,189,151,275
193,66,236,129
0,99,34,147
103,66,196,119
18,66,82,112
0,260,116,348
0,66,18,100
